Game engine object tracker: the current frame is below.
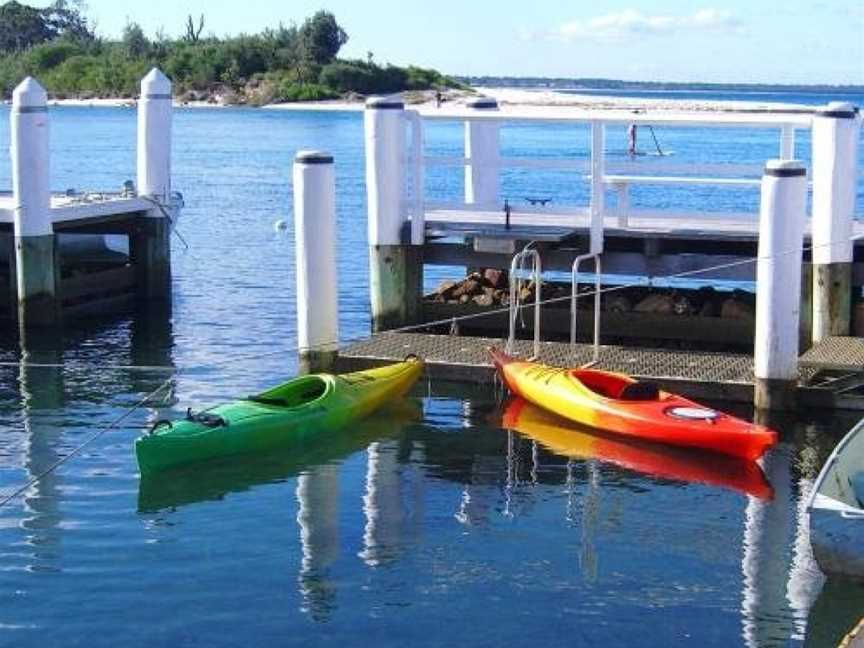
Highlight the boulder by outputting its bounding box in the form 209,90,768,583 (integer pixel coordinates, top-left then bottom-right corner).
483,268,508,289
720,297,755,320
473,293,494,307
634,293,674,315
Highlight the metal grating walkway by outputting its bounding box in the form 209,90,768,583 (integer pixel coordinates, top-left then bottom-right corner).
338,333,756,400
800,336,864,373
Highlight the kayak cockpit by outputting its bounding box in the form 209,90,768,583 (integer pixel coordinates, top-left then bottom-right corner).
247,375,331,408
571,369,661,402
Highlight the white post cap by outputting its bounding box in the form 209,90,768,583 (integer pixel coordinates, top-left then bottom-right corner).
816,102,858,118
140,68,172,97
295,150,334,164
466,96,498,110
365,95,404,110
12,77,47,108
764,159,806,176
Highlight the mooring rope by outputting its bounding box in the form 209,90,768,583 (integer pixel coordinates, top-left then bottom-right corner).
140,194,190,251
0,376,173,509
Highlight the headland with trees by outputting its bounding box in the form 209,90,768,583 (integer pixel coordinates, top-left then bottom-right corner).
0,0,463,104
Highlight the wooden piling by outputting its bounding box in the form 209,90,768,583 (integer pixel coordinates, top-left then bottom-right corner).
365,97,422,332
464,97,500,207
811,102,861,341
293,150,338,373
11,77,59,329
134,68,173,305
753,160,807,411
799,262,813,353
129,216,171,305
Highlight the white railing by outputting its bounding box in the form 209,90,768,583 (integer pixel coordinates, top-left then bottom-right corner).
401,107,818,242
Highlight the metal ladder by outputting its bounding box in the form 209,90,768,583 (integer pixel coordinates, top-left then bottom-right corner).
506,244,542,359
571,253,602,367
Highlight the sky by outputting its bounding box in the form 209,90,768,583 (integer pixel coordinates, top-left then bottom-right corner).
32,0,864,84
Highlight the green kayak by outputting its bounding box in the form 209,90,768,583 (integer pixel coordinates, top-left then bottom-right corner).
138,399,422,511
135,356,424,475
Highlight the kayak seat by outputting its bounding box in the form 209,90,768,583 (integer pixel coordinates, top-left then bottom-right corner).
250,376,329,408
618,381,661,401
247,396,288,406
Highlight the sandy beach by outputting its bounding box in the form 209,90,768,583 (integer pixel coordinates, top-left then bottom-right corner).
36,86,817,114
260,86,815,114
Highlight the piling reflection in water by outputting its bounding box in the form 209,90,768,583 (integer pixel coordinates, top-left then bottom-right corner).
296,464,339,621
18,339,64,570
359,438,426,567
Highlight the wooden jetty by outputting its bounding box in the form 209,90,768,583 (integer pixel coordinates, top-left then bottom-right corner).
298,96,864,411
0,69,180,330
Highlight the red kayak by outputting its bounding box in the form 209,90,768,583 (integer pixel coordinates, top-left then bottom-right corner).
490,348,777,461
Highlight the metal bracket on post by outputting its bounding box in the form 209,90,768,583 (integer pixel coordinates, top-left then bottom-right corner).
507,245,541,359
571,254,602,367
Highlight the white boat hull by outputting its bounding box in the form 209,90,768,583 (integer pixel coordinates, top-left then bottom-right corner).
807,420,864,581
810,494,864,580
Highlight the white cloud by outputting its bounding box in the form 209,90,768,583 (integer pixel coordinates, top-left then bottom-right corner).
546,8,743,43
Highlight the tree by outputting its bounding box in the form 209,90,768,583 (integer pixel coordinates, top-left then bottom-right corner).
0,0,93,54
0,1,52,52
41,0,94,43
183,13,204,43
298,11,346,65
122,20,149,58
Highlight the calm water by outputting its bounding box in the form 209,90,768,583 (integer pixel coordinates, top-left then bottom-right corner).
0,91,863,646
557,87,864,106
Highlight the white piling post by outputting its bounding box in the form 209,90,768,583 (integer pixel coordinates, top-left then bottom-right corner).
137,68,172,204
131,68,174,304
364,96,420,331
11,76,57,327
464,97,500,207
811,102,861,341
294,150,338,372
754,160,807,410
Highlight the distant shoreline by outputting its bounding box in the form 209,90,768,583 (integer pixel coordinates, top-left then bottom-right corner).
23,84,851,114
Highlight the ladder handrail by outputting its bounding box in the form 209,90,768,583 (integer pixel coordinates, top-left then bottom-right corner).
571,254,602,367
507,246,542,359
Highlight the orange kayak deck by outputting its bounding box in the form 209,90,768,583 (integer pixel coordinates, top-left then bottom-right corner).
490,348,777,461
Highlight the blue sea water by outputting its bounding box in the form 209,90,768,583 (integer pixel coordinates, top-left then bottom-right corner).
557,87,864,107
0,90,862,647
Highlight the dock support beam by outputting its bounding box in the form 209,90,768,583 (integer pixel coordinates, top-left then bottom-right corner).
365,97,421,332
754,160,807,411
135,68,173,305
11,77,58,329
811,102,861,342
464,97,500,207
293,150,339,372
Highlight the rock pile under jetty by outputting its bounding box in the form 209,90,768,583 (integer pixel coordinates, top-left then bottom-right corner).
425,269,756,319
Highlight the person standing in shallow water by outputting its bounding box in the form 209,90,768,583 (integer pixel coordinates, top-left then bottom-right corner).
628,123,638,156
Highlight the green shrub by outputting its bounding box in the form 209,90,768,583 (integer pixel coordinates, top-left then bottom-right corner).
277,82,337,102
26,40,83,70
